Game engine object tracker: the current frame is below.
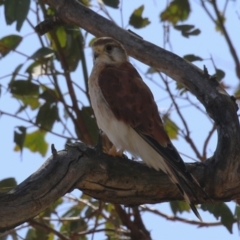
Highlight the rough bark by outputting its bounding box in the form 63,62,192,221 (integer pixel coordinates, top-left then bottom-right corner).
0,143,226,231
0,0,240,232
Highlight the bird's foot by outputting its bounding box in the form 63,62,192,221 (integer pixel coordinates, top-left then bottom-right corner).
107,145,123,157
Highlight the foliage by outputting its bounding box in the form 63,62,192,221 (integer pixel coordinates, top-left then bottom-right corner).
0,0,239,239
129,5,150,29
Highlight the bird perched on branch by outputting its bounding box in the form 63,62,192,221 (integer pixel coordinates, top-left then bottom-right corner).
88,37,208,221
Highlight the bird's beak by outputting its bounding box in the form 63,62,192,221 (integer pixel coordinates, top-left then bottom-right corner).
94,52,99,59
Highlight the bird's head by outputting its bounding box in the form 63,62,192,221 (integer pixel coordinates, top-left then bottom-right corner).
92,37,128,65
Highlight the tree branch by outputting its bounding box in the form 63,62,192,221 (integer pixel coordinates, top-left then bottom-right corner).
38,0,240,196
0,141,238,231
211,0,240,79
1,0,240,232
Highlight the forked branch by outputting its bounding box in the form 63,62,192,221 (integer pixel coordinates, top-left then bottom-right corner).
0,0,239,232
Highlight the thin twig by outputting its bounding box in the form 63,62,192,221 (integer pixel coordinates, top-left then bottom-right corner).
202,124,216,160
29,219,70,240
140,205,232,227
91,201,103,240
114,204,151,240
75,227,127,236
0,110,77,140
203,0,240,79
132,206,151,238
161,76,203,161
0,224,29,238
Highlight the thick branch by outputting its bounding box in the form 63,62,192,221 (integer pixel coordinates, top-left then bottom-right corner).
1,0,240,232
39,0,240,195
0,143,230,231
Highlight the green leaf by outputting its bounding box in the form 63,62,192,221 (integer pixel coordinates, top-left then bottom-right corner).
10,80,39,96
235,205,240,218
174,24,201,38
26,59,52,76
104,203,121,237
20,96,40,110
146,67,158,74
183,29,200,37
84,206,94,218
88,37,97,47
80,107,99,144
184,54,203,62
70,219,87,232
30,47,55,60
62,205,82,218
17,130,48,157
235,205,240,231
4,0,17,25
164,118,179,139
214,68,225,81
4,0,30,31
175,82,187,95
0,178,17,193
64,28,83,71
201,203,234,233
16,0,30,31
0,35,22,58
78,0,91,7
14,126,26,153
55,27,67,48
27,48,54,76
15,105,27,115
174,24,194,31
36,103,59,130
39,198,63,218
60,218,87,237
49,26,83,71
102,0,119,8
10,64,23,82
84,200,100,218
40,88,59,103
170,201,191,215
129,5,150,29
35,225,51,240
160,0,190,24
25,228,37,240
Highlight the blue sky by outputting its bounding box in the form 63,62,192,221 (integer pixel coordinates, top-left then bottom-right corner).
1,0,240,239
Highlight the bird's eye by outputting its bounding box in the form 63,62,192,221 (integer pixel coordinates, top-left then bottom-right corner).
105,45,113,52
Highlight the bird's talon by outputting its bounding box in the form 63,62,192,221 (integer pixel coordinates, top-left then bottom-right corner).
108,145,123,157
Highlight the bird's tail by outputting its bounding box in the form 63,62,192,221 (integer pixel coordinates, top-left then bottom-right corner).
175,180,202,221
165,164,204,221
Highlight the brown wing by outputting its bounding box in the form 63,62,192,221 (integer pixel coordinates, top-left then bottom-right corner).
98,62,210,210
98,62,168,144
98,62,200,183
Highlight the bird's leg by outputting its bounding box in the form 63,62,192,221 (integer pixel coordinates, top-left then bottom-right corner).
108,145,124,157
95,130,121,156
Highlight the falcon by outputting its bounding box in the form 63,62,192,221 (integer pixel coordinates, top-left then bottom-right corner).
88,37,208,221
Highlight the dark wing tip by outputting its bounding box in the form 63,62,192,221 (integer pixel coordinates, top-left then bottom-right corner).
190,203,203,222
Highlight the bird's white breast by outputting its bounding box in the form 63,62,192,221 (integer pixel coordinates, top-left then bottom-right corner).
88,63,167,172
88,65,130,151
